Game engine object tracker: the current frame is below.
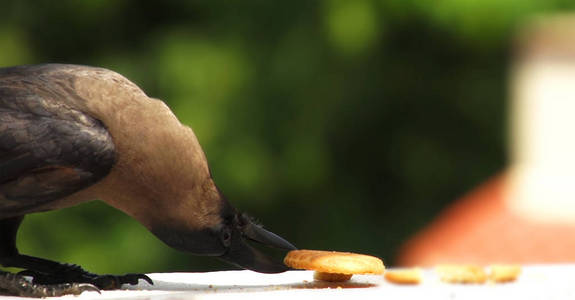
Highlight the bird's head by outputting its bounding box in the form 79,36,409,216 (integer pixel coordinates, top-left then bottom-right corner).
149,197,296,273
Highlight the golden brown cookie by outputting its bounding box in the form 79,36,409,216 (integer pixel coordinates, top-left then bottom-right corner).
284,250,385,275
384,268,423,284
436,264,487,284
488,265,521,283
313,272,353,282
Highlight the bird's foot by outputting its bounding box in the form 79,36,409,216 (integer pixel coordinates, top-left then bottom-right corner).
19,264,153,290
0,271,99,297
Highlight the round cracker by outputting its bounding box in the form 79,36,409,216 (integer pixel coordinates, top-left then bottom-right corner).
436,264,487,284
313,272,353,282
488,265,521,283
284,250,385,275
384,268,422,284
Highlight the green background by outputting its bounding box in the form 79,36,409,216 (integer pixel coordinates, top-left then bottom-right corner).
1,0,572,273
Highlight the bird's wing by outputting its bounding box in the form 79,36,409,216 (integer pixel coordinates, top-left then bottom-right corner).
0,78,115,218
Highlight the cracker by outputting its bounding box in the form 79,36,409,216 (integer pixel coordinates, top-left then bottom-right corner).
384,268,422,284
436,264,487,284
489,265,521,283
313,271,353,282
284,250,385,275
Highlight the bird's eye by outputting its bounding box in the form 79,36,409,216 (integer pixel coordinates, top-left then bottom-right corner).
237,213,249,227
220,227,232,247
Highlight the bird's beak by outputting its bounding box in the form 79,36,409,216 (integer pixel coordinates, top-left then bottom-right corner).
220,222,296,273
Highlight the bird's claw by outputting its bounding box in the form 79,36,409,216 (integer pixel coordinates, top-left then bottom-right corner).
50,283,101,296
18,268,153,290
122,273,154,285
0,271,100,297
91,273,153,289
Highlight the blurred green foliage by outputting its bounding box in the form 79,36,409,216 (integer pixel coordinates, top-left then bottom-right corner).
1,0,574,273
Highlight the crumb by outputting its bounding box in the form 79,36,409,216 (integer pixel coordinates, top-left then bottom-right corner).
489,265,521,283
436,265,487,284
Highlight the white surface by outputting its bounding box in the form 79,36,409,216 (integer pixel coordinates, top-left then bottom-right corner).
1,265,575,299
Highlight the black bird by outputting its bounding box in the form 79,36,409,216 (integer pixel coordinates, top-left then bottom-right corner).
0,64,296,297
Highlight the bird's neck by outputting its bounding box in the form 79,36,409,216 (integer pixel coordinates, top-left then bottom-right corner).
71,72,225,232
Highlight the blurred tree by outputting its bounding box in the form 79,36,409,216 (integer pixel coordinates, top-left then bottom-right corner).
1,0,574,274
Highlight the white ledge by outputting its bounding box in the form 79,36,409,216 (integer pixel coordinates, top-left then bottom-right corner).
1,266,574,299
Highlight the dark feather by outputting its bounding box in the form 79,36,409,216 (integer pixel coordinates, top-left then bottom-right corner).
0,65,116,218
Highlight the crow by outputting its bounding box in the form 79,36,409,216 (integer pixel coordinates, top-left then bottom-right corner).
0,64,296,297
